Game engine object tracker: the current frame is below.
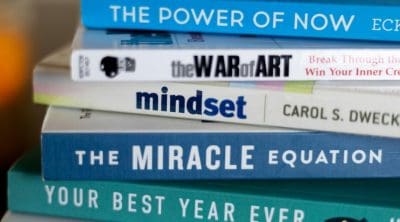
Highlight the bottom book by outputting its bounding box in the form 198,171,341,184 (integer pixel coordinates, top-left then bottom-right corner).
8,149,400,222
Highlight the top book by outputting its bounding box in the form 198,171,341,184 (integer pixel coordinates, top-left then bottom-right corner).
81,0,400,42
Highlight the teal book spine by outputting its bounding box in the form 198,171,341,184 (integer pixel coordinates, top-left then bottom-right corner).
8,150,400,222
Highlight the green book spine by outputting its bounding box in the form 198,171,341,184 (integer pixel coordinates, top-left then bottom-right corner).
8,151,400,222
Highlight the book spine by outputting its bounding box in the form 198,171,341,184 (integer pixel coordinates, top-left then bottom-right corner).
41,132,400,180
33,76,400,138
8,170,400,222
81,0,400,42
71,48,400,81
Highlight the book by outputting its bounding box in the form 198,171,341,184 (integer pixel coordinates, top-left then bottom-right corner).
81,0,400,42
35,48,400,138
8,149,400,222
1,211,89,222
42,106,400,180
72,27,400,81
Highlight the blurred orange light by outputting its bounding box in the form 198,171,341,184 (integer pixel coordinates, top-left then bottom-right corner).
0,27,29,106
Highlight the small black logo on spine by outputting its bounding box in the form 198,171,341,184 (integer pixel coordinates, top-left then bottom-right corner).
101,57,119,78
100,56,136,78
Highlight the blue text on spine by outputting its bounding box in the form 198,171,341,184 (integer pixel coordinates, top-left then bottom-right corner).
136,87,247,119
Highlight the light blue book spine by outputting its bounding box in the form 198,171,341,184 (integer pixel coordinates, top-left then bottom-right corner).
42,132,400,180
81,0,400,42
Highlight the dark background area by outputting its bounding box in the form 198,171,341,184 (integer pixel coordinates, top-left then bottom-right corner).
0,0,79,216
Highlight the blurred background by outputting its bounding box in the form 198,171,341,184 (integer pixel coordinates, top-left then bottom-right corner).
0,0,79,215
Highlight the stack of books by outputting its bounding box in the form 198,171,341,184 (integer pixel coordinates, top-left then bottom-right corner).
3,0,400,221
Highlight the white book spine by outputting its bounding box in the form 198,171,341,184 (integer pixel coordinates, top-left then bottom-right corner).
71,49,400,81
34,68,400,138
